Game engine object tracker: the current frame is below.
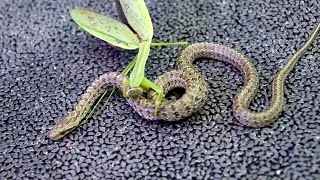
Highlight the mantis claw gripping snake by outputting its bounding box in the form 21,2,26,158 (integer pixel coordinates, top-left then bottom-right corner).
49,23,320,140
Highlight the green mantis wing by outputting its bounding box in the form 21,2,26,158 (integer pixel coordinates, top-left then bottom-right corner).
118,0,153,41
114,0,130,27
70,8,140,50
117,0,154,87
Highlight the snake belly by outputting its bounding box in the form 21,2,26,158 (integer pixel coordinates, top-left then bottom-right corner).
49,23,320,140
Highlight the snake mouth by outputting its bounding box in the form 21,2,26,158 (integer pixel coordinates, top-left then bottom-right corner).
165,87,186,101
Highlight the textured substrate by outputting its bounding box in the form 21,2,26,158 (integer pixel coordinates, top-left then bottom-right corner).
1,0,320,179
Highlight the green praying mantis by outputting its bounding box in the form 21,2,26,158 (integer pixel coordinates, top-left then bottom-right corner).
69,0,188,118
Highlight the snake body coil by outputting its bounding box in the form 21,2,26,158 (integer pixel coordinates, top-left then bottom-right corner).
49,23,320,140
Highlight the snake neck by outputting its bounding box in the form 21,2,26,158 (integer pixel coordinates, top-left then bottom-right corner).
72,72,125,117
49,72,125,139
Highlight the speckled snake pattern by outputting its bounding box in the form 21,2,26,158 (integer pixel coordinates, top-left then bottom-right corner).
49,23,320,140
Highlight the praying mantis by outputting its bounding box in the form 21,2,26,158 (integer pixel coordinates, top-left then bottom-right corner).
69,0,188,117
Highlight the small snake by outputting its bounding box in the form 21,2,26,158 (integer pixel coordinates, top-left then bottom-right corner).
49,23,320,140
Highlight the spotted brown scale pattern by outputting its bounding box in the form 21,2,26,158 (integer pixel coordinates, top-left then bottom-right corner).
147,22,318,125
49,22,319,140
3,0,320,179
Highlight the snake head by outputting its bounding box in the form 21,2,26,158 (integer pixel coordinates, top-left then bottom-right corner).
48,111,81,140
49,122,76,140
49,125,76,140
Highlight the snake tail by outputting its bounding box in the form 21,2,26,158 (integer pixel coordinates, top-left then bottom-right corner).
176,23,320,127
232,23,320,127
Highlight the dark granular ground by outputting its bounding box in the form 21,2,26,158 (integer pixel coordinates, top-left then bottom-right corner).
1,0,320,179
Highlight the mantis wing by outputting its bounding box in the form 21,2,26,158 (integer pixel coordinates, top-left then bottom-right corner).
117,0,154,87
114,0,130,27
70,8,140,50
118,0,153,41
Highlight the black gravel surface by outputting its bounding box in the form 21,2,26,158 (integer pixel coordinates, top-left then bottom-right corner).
1,0,320,179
